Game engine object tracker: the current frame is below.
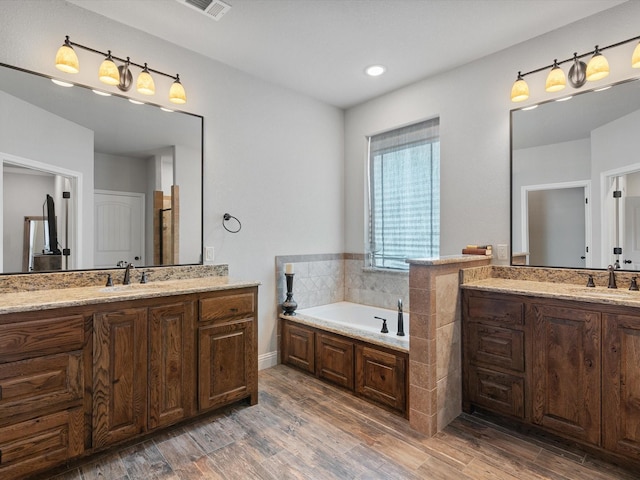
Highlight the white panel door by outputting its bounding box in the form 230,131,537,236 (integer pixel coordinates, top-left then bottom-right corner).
94,191,144,268
528,187,586,268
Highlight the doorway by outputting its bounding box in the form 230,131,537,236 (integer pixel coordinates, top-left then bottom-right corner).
94,190,145,268
521,181,591,268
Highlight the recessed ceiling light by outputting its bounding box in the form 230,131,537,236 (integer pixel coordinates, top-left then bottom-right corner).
129,99,144,105
92,89,111,96
160,107,174,113
51,78,74,87
365,65,386,77
555,96,573,102
522,105,538,111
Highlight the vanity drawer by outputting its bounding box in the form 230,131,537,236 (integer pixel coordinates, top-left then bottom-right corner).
466,295,524,326
468,323,525,372
468,367,525,419
200,291,255,322
0,406,84,479
0,352,83,424
0,315,85,363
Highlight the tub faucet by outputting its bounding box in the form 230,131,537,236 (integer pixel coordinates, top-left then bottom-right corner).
374,316,389,333
123,262,134,285
397,298,405,336
608,264,617,289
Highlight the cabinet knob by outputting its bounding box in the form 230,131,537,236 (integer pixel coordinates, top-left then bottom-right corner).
230,308,238,313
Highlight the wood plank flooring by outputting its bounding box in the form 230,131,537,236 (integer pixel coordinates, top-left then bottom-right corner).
48,365,639,480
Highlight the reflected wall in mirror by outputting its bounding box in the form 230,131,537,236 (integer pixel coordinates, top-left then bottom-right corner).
511,77,640,270
0,63,203,274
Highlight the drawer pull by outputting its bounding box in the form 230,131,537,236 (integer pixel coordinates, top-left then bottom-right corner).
230,308,239,313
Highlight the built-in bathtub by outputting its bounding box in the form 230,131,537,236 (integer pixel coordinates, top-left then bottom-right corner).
294,301,409,352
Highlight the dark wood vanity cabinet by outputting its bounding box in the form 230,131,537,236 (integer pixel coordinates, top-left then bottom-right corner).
0,285,258,480
602,312,640,459
0,312,89,479
531,304,601,445
280,319,408,416
463,289,640,465
198,288,258,411
463,293,526,419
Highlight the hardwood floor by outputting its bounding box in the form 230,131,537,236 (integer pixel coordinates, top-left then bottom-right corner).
48,365,638,480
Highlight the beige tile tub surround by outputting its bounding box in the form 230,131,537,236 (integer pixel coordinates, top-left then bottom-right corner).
407,255,491,437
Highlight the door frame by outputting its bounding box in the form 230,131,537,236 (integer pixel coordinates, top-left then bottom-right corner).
601,162,640,268
521,180,591,267
1,151,82,272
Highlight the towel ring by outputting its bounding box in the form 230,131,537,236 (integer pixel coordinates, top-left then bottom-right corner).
222,213,242,233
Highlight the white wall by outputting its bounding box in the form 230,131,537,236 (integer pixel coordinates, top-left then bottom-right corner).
0,0,344,362
94,152,148,193
344,1,640,260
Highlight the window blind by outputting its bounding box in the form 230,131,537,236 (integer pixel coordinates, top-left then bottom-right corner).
368,119,440,270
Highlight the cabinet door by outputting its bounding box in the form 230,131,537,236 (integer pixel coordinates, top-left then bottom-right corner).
316,332,354,390
93,307,148,448
199,317,255,411
281,321,315,373
149,301,196,430
355,345,406,414
531,304,600,445
603,313,640,460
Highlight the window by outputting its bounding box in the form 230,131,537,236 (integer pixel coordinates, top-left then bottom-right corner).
368,119,440,270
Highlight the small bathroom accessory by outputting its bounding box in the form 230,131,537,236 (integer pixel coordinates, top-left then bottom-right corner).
397,299,405,336
282,264,297,315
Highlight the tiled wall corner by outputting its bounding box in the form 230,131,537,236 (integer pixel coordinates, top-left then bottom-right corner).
275,254,345,311
344,256,409,311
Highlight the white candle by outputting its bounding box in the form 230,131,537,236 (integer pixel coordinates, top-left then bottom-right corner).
285,263,294,274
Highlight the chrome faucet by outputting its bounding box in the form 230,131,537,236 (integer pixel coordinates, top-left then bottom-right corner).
123,262,134,285
397,298,405,336
608,264,617,289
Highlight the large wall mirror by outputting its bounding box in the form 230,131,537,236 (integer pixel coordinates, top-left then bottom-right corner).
511,77,640,270
0,63,203,274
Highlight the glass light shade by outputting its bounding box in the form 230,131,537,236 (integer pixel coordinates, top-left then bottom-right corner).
55,44,79,74
98,55,120,86
137,65,155,95
632,42,640,68
169,78,187,104
511,76,529,102
586,51,610,81
545,65,566,92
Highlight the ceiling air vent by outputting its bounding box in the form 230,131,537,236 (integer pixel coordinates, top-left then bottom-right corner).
176,0,231,21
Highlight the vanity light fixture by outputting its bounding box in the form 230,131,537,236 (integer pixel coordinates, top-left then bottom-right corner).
545,60,566,92
98,51,120,86
632,41,640,68
54,36,187,104
511,34,640,102
585,45,609,81
510,72,529,102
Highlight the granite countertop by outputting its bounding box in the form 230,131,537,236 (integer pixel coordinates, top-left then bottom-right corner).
0,276,260,314
461,277,640,308
280,312,409,353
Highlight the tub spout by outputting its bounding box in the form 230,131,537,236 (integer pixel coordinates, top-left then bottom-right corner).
397,299,405,336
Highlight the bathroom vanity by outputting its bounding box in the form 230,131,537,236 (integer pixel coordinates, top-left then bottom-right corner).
0,275,258,480
462,270,640,467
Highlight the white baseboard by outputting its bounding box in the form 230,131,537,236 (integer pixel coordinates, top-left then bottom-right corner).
258,351,278,370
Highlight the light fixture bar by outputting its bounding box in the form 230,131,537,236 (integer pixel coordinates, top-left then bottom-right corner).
516,34,640,79
65,39,179,82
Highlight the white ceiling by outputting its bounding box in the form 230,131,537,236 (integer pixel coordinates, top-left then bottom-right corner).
69,0,626,108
